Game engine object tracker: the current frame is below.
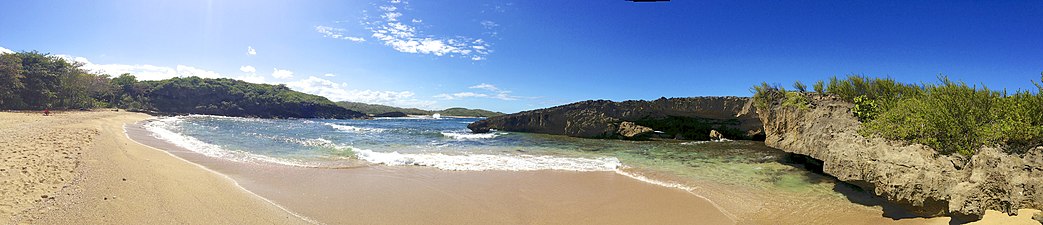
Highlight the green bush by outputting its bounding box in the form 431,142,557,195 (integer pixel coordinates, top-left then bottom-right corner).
852,95,877,122
756,74,1043,156
813,80,825,94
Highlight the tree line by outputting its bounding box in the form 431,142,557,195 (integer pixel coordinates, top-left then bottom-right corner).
0,51,366,119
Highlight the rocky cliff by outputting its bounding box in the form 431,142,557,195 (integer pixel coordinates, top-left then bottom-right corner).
468,97,764,140
758,94,1043,221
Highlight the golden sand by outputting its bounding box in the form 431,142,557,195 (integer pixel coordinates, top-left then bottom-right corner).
1,111,305,224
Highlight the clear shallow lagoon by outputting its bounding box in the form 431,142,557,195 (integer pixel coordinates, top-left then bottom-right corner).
144,115,840,193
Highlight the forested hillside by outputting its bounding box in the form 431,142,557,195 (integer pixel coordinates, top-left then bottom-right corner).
336,101,504,117
0,51,367,119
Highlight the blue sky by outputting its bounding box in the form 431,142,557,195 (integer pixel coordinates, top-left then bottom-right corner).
1,0,1041,113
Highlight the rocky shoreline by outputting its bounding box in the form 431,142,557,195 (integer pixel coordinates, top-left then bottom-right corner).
468,97,764,140
758,94,1043,221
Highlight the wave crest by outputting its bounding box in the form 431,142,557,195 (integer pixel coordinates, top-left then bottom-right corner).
349,147,620,171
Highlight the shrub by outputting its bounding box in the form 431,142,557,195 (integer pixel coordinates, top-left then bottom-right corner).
793,81,807,93
852,95,877,122
813,80,825,94
765,74,1043,156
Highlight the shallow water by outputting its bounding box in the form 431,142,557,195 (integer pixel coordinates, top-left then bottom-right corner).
143,115,920,224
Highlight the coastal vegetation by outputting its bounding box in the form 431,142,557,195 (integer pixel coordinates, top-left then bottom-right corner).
753,75,1043,156
0,51,365,119
337,101,504,117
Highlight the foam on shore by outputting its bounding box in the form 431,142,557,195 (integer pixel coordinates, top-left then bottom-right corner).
144,117,316,167
350,147,620,171
440,131,501,140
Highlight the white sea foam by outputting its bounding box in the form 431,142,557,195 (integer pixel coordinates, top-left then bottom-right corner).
440,131,501,140
679,138,732,145
144,117,314,167
349,147,620,171
324,122,387,133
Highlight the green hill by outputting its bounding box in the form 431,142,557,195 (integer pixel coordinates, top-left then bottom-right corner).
336,101,504,117
0,51,367,119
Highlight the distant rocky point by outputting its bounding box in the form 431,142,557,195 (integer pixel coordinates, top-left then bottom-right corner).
372,112,409,117
468,97,764,140
336,101,504,118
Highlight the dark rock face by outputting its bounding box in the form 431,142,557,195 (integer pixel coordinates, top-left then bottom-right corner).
467,97,764,140
758,94,1043,220
372,112,409,117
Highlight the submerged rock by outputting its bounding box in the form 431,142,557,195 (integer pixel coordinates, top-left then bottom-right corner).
467,97,764,140
757,94,1043,221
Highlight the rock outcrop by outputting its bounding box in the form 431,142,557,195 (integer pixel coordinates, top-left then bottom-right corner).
468,97,763,140
758,94,1043,220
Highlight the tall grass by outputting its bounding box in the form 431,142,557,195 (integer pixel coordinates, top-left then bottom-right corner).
753,74,1043,156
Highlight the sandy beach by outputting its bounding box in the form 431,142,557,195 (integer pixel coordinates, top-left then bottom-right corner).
2,111,1040,224
1,111,304,224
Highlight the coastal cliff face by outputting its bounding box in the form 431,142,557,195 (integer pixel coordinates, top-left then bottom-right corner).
468,97,763,140
758,94,1043,220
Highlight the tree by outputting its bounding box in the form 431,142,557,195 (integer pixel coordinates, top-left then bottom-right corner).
0,53,26,108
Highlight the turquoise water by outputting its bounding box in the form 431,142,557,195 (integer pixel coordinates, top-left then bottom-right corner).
144,115,836,192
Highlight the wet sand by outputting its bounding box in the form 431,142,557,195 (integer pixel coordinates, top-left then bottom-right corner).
126,123,736,224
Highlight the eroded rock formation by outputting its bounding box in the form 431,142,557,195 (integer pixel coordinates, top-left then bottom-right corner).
468,97,764,140
758,94,1043,220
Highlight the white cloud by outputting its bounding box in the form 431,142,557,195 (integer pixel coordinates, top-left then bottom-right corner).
240,65,257,73
323,73,336,77
57,55,230,81
175,65,222,79
0,46,12,54
286,76,435,108
272,68,294,79
436,83,518,101
247,46,257,55
316,0,493,61
316,26,366,42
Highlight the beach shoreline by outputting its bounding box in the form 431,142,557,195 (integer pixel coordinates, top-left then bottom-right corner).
125,121,738,225
4,111,1040,224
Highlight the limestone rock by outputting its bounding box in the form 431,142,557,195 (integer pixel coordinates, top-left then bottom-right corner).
467,97,764,140
709,130,723,140
757,94,1043,221
617,121,654,139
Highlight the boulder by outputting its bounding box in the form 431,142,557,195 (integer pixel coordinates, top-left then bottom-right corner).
617,121,654,139
709,129,723,140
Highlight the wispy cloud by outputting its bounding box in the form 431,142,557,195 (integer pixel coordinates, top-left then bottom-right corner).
286,76,435,109
271,68,294,79
247,46,257,55
435,83,518,100
315,26,366,42
316,0,497,61
323,73,336,77
0,46,12,54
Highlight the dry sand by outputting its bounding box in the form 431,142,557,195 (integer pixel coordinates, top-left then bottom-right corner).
1,111,305,224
